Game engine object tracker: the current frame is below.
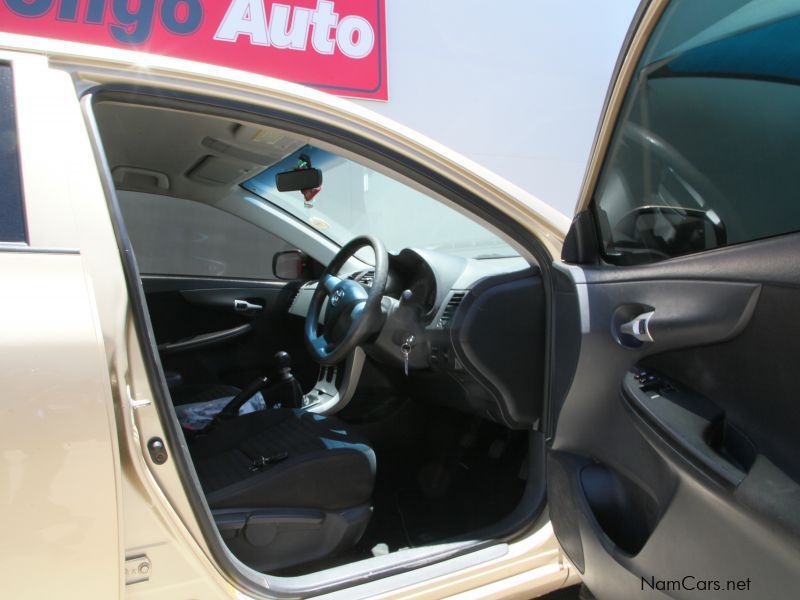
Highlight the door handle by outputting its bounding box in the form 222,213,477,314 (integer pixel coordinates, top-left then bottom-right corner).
620,311,655,342
234,299,263,313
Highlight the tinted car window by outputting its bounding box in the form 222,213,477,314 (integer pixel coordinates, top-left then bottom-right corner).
118,191,293,279
593,0,800,265
0,64,26,243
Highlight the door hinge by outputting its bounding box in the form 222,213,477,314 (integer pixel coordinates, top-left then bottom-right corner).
125,555,151,585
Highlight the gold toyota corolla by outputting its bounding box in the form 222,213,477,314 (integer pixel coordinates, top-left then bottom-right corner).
2,1,799,598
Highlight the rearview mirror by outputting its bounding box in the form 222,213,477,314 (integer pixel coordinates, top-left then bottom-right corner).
273,250,307,280
275,168,323,192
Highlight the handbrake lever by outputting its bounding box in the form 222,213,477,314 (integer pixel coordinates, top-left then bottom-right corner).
202,375,269,433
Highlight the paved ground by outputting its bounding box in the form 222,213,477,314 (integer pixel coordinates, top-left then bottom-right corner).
539,584,582,599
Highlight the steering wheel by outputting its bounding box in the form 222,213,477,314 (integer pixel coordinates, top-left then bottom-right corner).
305,235,389,365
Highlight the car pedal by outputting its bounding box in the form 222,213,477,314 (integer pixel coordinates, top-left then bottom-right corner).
488,439,506,459
417,463,452,498
518,457,529,480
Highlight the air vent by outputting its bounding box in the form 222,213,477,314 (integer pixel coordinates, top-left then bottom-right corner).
353,270,375,286
438,291,467,328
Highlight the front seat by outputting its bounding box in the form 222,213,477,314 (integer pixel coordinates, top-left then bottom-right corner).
189,408,376,572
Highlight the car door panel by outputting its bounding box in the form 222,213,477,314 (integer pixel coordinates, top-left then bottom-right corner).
141,276,318,394
157,322,255,355
549,233,800,598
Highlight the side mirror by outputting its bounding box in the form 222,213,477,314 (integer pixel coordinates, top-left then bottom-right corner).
273,250,307,281
633,205,725,246
614,205,726,262
275,168,322,192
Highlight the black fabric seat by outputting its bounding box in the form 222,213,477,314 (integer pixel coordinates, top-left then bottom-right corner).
189,409,376,572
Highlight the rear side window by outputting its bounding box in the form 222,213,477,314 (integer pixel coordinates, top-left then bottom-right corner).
593,0,800,265
118,191,293,279
0,64,26,243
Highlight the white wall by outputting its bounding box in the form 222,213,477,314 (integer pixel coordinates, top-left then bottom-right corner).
354,1,640,217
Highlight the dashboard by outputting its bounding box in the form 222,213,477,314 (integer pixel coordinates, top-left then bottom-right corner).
352,249,438,317
289,248,546,429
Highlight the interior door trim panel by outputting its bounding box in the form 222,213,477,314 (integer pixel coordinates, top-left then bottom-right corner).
581,231,800,287
157,322,254,355
552,268,762,434
549,234,800,599
622,370,753,488
180,288,273,312
141,274,288,293
548,447,800,599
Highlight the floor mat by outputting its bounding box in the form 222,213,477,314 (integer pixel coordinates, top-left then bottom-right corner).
396,442,526,546
360,419,528,551
277,405,532,573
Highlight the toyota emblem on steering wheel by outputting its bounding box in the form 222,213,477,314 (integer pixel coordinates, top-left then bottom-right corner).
330,288,345,306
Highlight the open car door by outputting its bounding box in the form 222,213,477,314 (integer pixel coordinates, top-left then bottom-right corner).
547,1,800,598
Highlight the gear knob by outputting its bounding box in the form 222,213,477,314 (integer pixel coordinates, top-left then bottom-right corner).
274,351,291,371
269,350,303,408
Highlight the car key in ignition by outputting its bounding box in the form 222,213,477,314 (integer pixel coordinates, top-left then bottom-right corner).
401,335,415,376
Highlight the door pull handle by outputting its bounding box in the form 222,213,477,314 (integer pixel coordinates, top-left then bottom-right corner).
234,299,263,313
620,311,655,342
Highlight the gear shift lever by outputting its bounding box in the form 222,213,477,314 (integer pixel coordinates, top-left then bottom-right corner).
275,350,292,376
271,351,304,409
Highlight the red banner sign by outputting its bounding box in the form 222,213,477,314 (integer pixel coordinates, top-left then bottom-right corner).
0,0,388,100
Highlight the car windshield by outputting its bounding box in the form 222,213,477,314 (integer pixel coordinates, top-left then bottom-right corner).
242,145,517,259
